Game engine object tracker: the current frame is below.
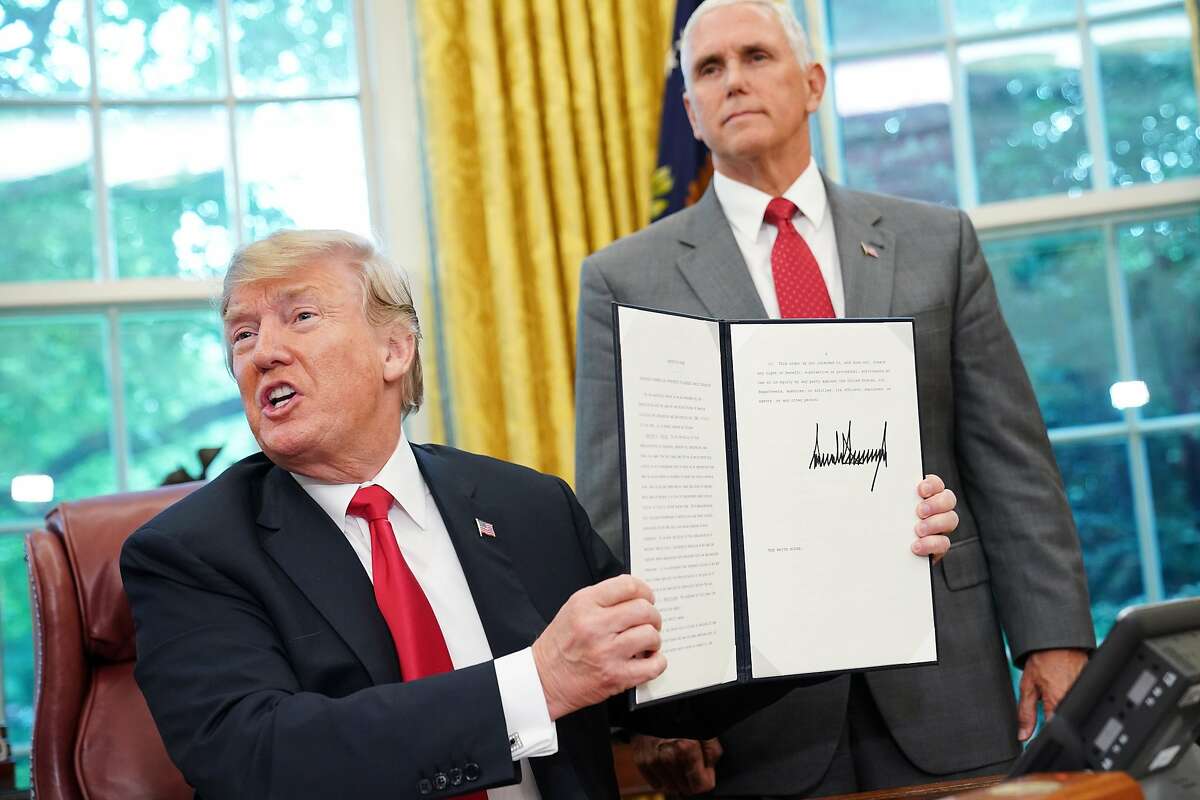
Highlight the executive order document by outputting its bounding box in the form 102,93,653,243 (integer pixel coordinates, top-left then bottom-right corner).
614,304,936,706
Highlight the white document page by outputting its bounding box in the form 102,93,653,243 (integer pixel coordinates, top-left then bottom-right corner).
617,306,739,703
729,320,935,677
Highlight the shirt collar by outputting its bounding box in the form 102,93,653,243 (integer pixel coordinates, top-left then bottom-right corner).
291,428,429,530
712,158,828,237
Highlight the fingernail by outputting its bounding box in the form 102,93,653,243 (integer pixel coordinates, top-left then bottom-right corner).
919,503,931,516
911,540,922,554
917,521,929,534
920,481,931,494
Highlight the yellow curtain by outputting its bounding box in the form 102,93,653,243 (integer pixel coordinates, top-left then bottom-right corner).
414,0,676,483
1189,0,1200,98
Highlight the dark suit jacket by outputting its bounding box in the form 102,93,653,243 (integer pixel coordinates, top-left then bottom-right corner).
123,443,728,800
574,180,1096,794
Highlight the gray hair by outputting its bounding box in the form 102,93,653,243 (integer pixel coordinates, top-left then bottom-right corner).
679,0,812,90
221,229,424,418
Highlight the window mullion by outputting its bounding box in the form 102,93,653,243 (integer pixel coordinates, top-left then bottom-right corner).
1128,430,1163,600
218,0,245,249
84,0,113,282
105,307,131,492
1101,220,1163,600
1135,413,1200,434
942,0,978,208
1078,0,1114,191
354,0,382,236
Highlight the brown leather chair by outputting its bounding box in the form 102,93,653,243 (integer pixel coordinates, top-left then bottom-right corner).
26,482,201,800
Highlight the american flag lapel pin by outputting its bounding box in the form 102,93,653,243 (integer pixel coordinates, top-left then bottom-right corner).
861,241,880,258
476,518,496,538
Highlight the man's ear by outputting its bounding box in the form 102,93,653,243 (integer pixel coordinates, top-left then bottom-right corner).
381,325,416,384
684,93,703,142
805,63,827,113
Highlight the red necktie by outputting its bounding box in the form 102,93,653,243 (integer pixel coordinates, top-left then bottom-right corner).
764,197,834,318
347,485,454,680
348,486,490,798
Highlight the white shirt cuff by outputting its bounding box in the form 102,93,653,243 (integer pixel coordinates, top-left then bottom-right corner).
494,647,559,760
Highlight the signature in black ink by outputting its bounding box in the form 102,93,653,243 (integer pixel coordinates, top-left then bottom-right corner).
808,421,889,491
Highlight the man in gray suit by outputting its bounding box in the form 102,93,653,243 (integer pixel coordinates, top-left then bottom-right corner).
573,0,1095,797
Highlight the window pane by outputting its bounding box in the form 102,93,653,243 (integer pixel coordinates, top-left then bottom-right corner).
237,99,370,239
96,0,222,97
121,311,258,490
825,0,942,51
0,107,95,282
0,0,89,97
1120,211,1200,418
954,0,1073,33
1054,439,1139,639
1094,11,1200,186
961,33,1092,203
0,534,33,749
104,105,233,279
0,316,116,524
231,0,357,97
1146,429,1200,599
835,53,957,205
984,228,1119,428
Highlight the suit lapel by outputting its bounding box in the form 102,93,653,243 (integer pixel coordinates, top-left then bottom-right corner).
257,466,401,685
825,178,896,318
675,186,769,320
412,445,550,659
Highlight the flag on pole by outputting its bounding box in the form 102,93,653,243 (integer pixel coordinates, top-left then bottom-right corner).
650,0,712,222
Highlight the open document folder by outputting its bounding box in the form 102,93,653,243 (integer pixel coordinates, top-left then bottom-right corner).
613,303,938,708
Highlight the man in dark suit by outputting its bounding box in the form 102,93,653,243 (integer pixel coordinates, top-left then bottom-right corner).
121,228,962,799
574,0,1095,797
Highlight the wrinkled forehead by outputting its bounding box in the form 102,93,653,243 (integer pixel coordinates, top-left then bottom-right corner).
222,261,361,324
683,3,785,65
222,283,313,321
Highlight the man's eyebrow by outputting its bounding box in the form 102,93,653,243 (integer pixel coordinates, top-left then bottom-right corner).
222,285,324,322
276,285,323,302
222,303,251,323
692,52,723,75
691,41,776,75
740,41,774,53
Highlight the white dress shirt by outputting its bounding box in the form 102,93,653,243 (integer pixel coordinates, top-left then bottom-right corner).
292,431,556,799
712,159,846,318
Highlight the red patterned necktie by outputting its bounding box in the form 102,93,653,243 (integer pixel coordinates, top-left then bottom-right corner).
347,485,455,680
764,197,834,318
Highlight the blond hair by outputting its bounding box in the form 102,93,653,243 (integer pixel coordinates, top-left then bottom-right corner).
221,229,423,417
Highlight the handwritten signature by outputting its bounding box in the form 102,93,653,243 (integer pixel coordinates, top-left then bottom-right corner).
808,421,889,491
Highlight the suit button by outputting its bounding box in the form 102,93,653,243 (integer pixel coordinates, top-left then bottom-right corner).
449,767,463,786
433,772,449,790
417,777,432,795
464,761,481,782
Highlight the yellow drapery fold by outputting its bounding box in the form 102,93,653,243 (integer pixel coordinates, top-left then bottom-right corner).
414,0,676,483
1189,0,1200,98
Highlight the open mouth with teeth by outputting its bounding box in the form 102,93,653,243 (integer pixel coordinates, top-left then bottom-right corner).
267,385,297,409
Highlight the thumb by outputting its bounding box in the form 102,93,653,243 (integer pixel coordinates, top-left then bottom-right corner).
1042,690,1062,721
1016,672,1039,741
701,738,724,766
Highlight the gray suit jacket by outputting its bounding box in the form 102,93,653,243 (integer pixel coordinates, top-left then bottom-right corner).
573,179,1095,794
